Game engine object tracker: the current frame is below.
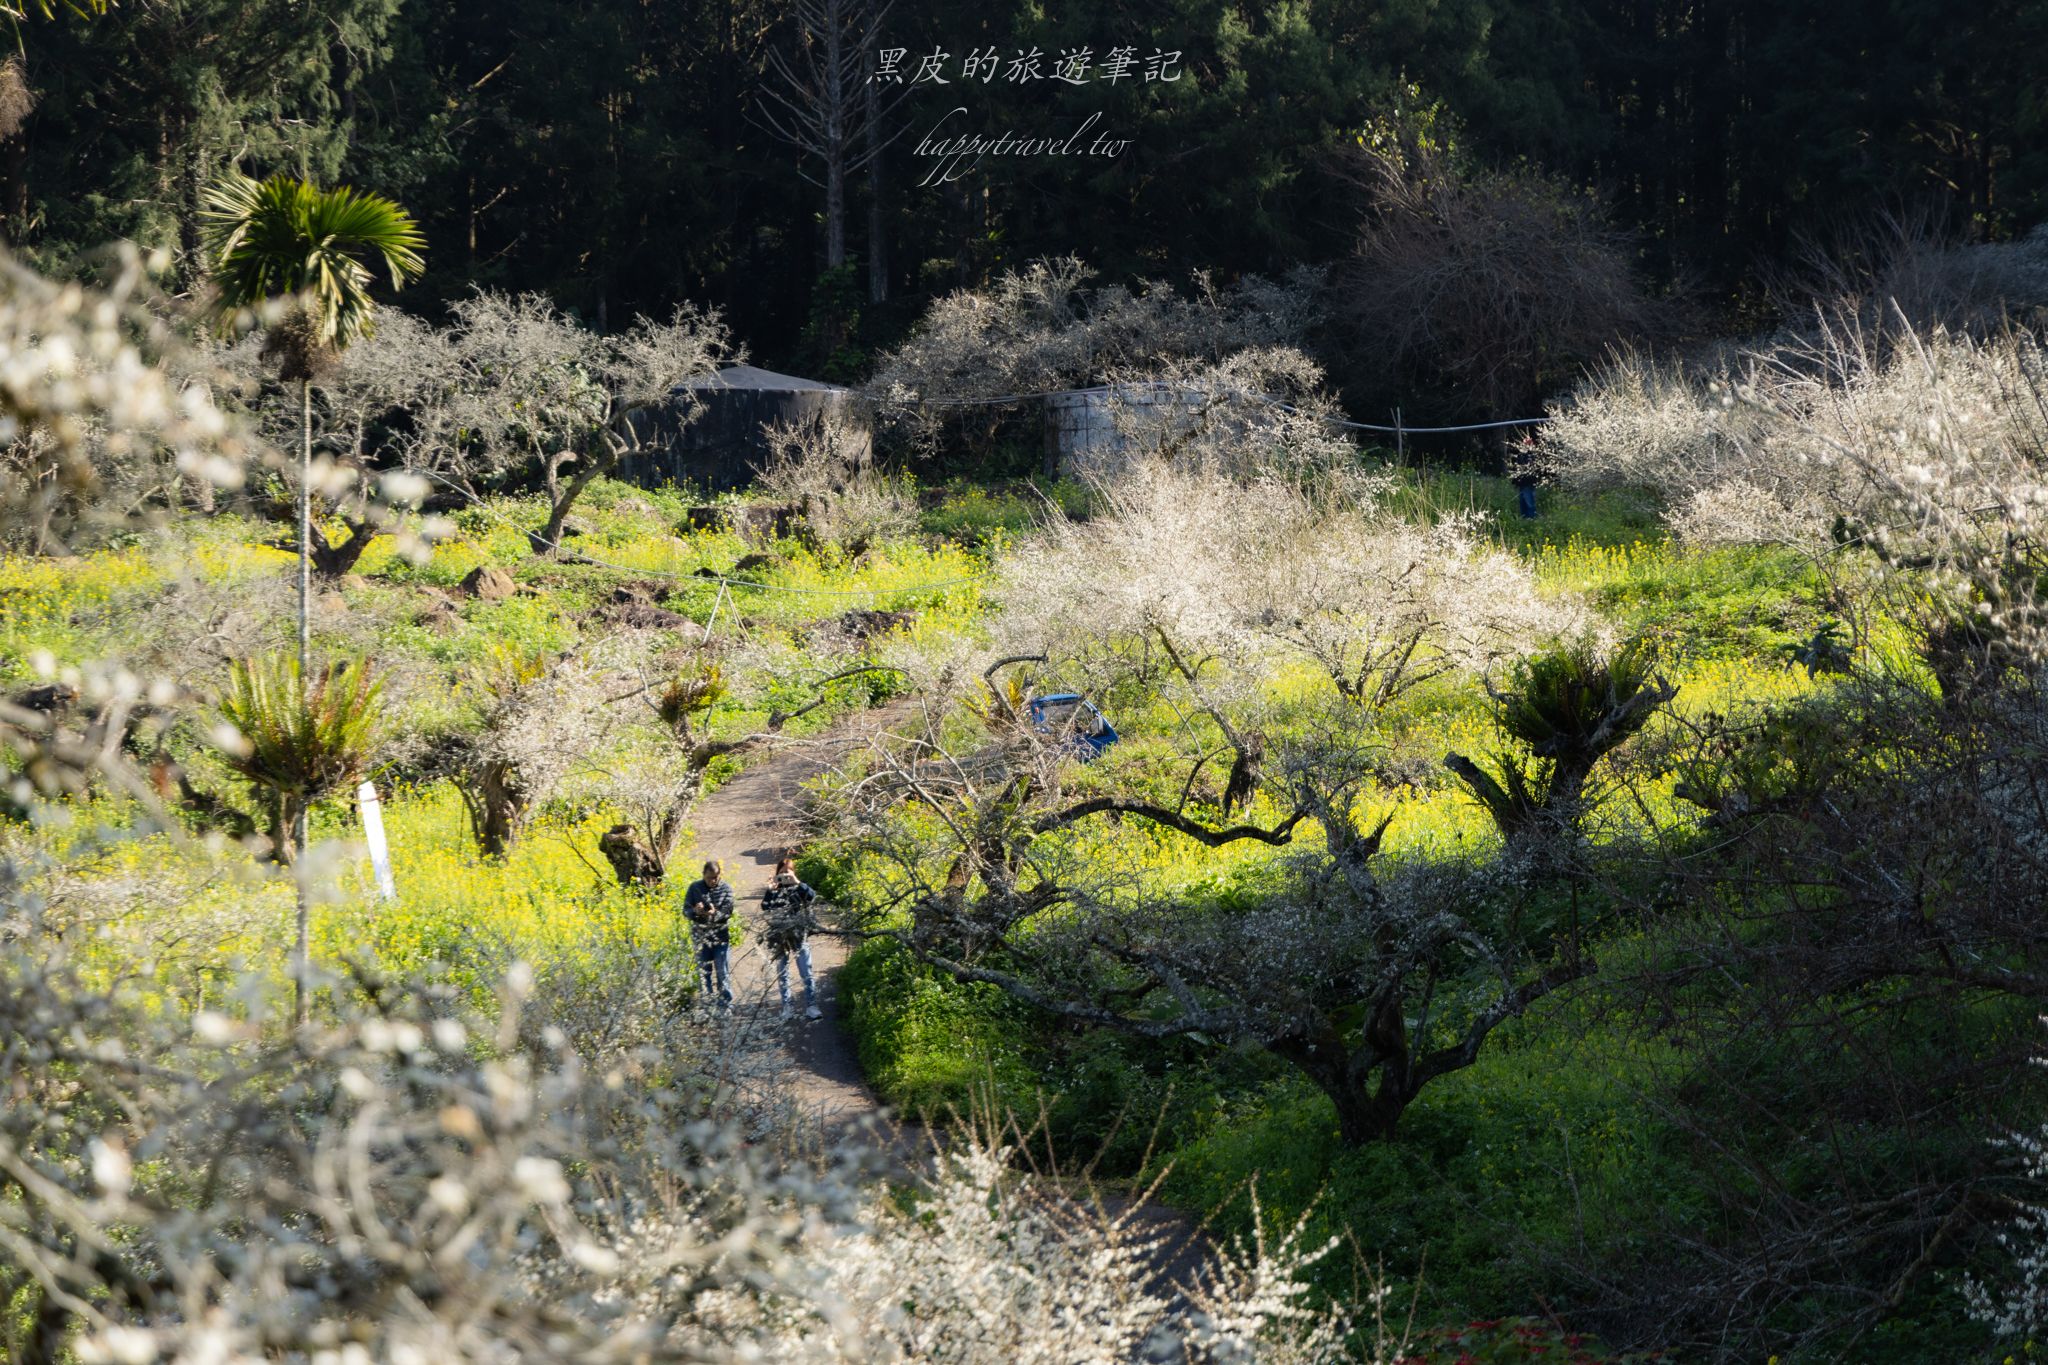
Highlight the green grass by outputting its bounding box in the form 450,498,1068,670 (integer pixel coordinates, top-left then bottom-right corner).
837,938,1042,1115
1379,467,1663,551
1159,1007,1676,1316
915,477,1094,545
3,470,2019,1361
821,472,2011,1361
2,477,990,1012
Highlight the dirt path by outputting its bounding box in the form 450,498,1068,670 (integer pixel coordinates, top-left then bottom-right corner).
682,701,1211,1276
680,704,905,1135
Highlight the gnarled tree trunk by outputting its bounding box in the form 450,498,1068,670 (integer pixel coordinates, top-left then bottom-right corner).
459,758,531,859
600,823,667,888
310,517,379,578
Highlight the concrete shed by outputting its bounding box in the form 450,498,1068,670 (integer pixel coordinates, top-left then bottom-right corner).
1043,383,1218,478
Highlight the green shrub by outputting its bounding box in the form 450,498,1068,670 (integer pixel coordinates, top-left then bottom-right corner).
217,652,384,862
837,939,1038,1116
916,479,1093,544
1159,1009,1674,1327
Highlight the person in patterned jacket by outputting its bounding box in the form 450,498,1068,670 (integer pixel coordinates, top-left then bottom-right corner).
759,855,823,1021
683,859,735,1010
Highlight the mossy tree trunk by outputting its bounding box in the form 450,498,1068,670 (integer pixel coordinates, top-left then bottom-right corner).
461,759,530,859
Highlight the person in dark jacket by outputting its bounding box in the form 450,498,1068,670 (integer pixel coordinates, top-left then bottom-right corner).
683,859,735,1009
760,855,822,1020
1510,433,1542,519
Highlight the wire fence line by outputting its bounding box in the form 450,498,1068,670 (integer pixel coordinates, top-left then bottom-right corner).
398,377,1548,603
901,380,1552,435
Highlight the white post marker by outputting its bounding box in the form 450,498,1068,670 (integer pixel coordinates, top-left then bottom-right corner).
358,781,397,901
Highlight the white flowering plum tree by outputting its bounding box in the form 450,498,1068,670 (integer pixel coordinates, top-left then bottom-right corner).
404,291,733,554
210,307,458,576
751,406,916,551
825,459,1602,1145
865,256,1325,462
1541,318,2048,711
434,644,609,859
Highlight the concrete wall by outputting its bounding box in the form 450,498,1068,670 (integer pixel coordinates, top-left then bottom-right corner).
1043,384,1214,478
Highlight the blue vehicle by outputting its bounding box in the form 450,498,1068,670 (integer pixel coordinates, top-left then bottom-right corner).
1026,693,1119,761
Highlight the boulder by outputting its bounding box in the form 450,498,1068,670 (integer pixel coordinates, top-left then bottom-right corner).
610,602,689,630
597,587,689,631
459,565,518,601
413,598,463,635
607,581,677,606
738,503,807,545
836,608,915,640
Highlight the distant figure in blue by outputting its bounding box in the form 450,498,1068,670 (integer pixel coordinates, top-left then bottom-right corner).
760,854,823,1021
683,859,735,1010
1511,434,1541,519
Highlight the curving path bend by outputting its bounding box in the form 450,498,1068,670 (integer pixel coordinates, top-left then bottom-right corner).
680,705,903,1138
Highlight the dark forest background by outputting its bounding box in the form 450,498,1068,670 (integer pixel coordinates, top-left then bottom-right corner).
11,0,2046,414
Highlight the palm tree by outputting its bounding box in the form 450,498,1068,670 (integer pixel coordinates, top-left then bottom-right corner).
200,170,422,1022
201,171,425,666
219,653,386,866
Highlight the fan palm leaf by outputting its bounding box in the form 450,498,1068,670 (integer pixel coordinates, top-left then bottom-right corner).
5,0,108,50
219,654,385,802
200,171,425,371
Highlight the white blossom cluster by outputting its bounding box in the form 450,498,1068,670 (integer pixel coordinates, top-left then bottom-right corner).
760,1136,1384,1363
1001,458,1586,706
1540,324,2048,555
1076,347,1357,483
1966,1046,2048,1340
866,257,1322,415
0,244,256,549
0,247,236,463
1541,322,2048,669
752,407,918,548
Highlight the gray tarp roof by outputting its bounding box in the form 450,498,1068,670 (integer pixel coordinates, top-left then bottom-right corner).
673,364,846,394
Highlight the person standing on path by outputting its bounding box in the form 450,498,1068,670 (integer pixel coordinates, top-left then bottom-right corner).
1510,433,1542,519
683,859,736,1010
760,854,824,1021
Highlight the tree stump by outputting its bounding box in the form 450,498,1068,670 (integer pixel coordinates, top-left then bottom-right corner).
598,823,665,888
